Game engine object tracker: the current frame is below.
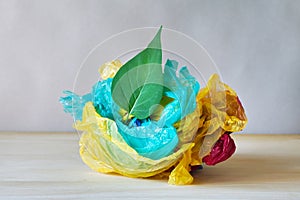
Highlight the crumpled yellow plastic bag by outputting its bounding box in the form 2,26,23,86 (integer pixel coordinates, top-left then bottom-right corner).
174,104,200,146
98,60,122,80
76,102,195,180
168,143,194,185
191,74,247,164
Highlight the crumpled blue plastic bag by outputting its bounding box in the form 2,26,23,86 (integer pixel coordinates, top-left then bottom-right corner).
110,60,199,160
60,59,200,160
114,114,179,160
92,78,114,119
59,91,92,121
60,78,114,121
158,59,200,126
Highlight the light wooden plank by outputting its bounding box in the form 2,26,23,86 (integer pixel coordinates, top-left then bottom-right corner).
0,132,299,199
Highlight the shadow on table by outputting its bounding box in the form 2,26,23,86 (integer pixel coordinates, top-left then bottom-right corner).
192,153,300,185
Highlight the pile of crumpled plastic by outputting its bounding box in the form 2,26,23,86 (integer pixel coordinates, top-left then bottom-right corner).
60,27,247,185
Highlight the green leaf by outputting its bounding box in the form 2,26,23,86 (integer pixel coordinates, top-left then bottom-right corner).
111,26,164,119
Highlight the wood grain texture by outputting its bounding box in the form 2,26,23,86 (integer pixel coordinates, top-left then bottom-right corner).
1,132,299,200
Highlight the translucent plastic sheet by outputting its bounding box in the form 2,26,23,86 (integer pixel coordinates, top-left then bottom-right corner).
158,59,200,126
76,102,194,179
114,115,179,160
92,78,114,119
59,60,122,121
111,60,200,160
191,74,247,165
59,91,92,121
98,60,122,80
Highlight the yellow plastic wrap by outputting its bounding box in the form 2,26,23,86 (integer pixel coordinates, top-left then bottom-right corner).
168,143,194,185
174,104,201,146
76,102,195,180
191,74,247,162
98,60,122,80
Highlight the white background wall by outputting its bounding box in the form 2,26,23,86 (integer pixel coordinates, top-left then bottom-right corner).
0,0,299,133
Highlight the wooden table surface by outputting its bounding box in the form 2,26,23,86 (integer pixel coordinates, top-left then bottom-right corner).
0,132,299,200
